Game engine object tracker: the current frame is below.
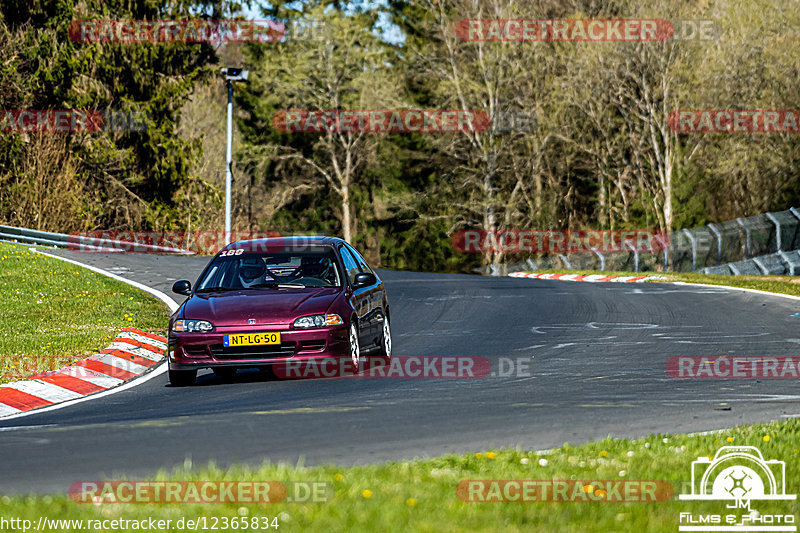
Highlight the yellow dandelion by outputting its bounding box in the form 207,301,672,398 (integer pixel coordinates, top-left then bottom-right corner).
406,498,417,507
361,489,372,499
334,474,343,482
486,452,496,459
599,450,607,457
763,435,771,442
474,452,483,459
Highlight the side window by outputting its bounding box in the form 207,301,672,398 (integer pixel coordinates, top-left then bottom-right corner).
346,243,373,273
339,246,360,285
198,261,236,290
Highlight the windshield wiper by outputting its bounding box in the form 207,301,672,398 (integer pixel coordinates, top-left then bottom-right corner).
196,287,230,293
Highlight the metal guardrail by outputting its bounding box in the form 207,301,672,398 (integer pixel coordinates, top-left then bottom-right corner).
499,207,800,276
0,225,76,248
0,225,193,254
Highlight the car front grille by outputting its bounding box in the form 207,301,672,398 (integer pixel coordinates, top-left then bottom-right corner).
210,342,296,360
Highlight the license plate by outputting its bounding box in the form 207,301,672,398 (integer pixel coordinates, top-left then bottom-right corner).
224,332,281,347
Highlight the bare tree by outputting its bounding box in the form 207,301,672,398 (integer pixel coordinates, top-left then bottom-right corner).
413,0,558,267
241,4,396,242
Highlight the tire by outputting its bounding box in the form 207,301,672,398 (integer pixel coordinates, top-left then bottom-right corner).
213,367,236,379
378,315,392,362
169,369,196,387
349,320,362,374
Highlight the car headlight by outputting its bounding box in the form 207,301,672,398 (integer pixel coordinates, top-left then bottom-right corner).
293,314,343,329
172,319,214,332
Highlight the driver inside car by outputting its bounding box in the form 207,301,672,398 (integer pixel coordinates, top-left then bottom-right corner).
237,256,272,288
299,256,326,278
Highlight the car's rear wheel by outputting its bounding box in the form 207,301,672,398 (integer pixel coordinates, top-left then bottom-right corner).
169,369,196,387
213,367,236,380
349,321,362,374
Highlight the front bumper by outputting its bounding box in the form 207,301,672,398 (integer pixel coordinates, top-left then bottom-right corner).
168,324,349,370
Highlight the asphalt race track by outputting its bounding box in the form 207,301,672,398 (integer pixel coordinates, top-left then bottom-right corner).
2,250,800,493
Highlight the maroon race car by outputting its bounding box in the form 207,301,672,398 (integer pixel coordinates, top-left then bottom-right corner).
167,236,391,386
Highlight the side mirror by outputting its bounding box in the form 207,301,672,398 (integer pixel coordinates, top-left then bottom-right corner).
172,280,192,296
352,272,377,290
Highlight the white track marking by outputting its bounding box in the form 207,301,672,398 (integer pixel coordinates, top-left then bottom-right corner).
104,341,163,362
1,357,169,422
0,381,83,403
671,281,800,302
94,354,149,374
0,424,55,432
58,367,124,388
0,404,22,417
581,274,608,282
116,331,167,349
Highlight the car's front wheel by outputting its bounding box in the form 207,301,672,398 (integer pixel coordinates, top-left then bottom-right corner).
169,369,197,387
349,321,362,374
379,315,392,362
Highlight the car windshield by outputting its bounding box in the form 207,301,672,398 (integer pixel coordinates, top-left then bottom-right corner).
196,249,342,291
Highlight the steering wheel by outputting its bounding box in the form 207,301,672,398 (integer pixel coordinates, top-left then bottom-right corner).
263,265,288,281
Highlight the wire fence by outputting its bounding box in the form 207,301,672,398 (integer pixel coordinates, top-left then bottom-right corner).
497,207,800,276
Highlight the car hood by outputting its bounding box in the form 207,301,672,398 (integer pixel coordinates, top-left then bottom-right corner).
182,288,341,326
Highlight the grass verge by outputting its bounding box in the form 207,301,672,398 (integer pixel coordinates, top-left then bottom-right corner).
0,419,797,532
0,242,168,384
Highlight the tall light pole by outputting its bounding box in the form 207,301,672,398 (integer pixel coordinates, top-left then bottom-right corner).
221,67,249,245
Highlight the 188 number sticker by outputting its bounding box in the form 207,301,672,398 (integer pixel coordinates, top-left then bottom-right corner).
219,249,245,257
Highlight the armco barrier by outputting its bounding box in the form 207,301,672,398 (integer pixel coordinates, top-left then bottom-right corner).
497,207,800,276
0,224,192,254
701,250,800,276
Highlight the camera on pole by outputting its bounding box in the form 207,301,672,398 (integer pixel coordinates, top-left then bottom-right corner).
220,68,249,246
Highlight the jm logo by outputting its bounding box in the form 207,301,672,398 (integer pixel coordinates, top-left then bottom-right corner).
678,446,796,531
